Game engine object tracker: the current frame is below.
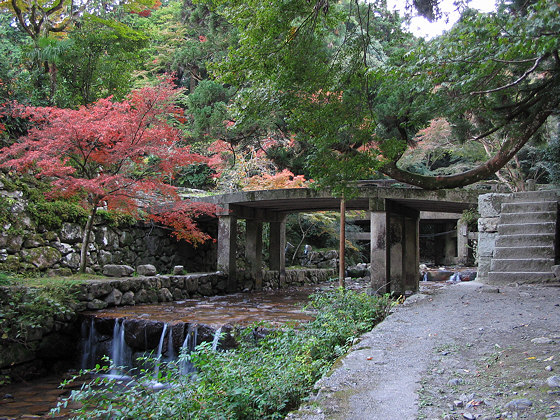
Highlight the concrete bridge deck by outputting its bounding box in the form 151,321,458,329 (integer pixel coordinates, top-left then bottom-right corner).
190,185,480,294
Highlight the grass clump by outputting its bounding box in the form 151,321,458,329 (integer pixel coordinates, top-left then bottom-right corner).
54,289,393,420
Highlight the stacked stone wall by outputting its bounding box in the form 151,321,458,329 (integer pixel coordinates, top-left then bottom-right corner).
0,187,217,275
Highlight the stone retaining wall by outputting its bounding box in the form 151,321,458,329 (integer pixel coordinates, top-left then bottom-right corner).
76,269,336,310
0,185,217,275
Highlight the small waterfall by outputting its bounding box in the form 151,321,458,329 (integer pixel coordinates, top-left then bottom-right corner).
166,325,175,362
449,272,461,282
211,327,222,352
422,272,428,282
179,324,198,375
153,323,168,377
80,318,98,370
110,319,131,375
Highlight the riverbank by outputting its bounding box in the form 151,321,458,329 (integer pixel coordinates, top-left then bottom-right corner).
289,280,560,420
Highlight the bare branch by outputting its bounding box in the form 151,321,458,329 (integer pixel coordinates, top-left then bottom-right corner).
471,54,548,95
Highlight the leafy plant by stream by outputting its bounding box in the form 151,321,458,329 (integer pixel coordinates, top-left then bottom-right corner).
0,278,79,346
53,289,393,419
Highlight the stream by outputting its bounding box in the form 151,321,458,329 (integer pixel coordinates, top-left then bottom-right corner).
0,281,342,419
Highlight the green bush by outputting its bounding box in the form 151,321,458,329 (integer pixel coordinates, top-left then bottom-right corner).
96,209,137,228
174,163,216,190
54,289,392,419
27,200,89,230
0,283,78,345
0,272,11,286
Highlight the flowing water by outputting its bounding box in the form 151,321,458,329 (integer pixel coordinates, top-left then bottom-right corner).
0,282,340,419
87,283,320,327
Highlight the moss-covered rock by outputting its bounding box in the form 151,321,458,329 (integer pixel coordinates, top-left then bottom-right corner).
0,342,36,369
0,255,21,272
21,246,62,270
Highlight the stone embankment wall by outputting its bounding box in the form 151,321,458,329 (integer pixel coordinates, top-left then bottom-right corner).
0,188,217,275
298,249,339,269
78,269,335,310
0,286,79,381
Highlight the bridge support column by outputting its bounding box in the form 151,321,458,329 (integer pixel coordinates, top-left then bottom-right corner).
246,220,263,290
388,214,404,294
443,221,458,265
370,202,388,294
269,215,287,286
371,200,420,296
457,219,469,265
403,214,420,293
389,207,420,295
217,214,238,292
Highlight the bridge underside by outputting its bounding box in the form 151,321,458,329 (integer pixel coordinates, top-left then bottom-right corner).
192,185,479,294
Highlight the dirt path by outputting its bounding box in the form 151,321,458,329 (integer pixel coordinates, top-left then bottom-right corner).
288,281,560,420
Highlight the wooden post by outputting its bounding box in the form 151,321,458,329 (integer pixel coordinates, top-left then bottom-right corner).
339,198,346,288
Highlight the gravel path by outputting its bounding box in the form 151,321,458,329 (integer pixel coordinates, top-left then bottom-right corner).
288,280,560,420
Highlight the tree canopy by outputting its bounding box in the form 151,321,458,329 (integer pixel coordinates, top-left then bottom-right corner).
1,0,559,197
0,79,215,272
203,0,560,191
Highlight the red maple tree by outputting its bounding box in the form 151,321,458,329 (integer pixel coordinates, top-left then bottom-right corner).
0,79,215,273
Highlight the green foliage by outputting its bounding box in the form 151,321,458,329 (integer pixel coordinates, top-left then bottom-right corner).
174,163,216,189
286,212,366,266
182,79,233,142
0,272,11,285
54,289,393,419
540,118,560,186
27,200,89,230
96,209,138,228
460,208,479,231
54,15,149,106
200,0,560,190
0,283,78,344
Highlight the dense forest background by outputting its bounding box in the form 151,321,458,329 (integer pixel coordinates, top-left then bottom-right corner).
1,0,559,194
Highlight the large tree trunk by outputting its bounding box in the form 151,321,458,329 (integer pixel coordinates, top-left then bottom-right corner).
79,206,98,274
380,96,558,190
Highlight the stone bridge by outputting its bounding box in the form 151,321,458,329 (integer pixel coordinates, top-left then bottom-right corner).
190,184,480,294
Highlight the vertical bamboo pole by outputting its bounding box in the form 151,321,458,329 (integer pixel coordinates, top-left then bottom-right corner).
339,198,346,288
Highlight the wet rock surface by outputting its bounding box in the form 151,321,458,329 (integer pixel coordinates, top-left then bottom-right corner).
0,373,84,419
289,281,560,420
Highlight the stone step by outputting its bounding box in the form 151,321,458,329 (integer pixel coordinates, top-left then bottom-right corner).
496,233,556,247
497,222,556,236
501,200,558,214
505,190,559,203
499,211,557,224
487,271,556,284
493,246,555,259
490,258,555,272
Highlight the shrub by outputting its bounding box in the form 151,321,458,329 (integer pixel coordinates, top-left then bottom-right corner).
27,200,89,230
0,282,78,345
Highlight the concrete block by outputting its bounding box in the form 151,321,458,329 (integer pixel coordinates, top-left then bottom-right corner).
477,232,497,257
478,217,499,233
478,193,510,217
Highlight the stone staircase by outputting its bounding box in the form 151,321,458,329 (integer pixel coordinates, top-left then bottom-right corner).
488,190,559,284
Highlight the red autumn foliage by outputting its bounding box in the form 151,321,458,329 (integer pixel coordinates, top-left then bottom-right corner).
0,79,216,269
242,169,308,191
